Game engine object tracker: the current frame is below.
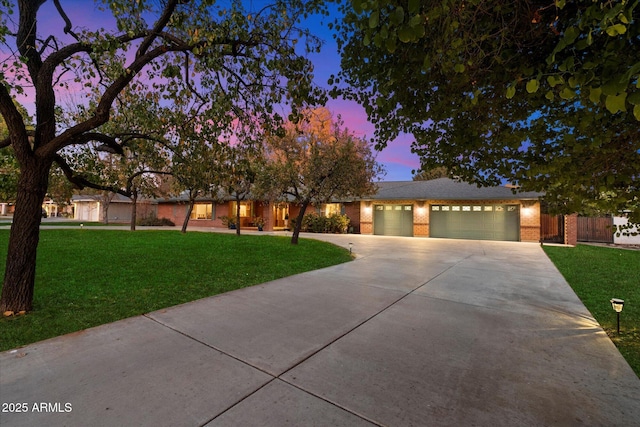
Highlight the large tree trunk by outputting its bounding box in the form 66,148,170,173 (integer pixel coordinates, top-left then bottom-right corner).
290,200,309,245
182,200,194,234
0,159,52,313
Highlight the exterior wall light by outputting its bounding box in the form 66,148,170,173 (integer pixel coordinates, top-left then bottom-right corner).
610,298,624,334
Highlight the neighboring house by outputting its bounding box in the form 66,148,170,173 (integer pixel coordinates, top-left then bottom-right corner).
158,178,543,242
613,216,640,245
0,202,14,216
72,194,155,222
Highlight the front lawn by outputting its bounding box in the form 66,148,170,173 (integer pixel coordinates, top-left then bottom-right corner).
543,244,639,377
0,229,352,351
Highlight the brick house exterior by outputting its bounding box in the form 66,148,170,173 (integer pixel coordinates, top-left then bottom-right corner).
156,179,543,242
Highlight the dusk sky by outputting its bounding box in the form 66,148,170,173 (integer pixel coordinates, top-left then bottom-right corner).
8,0,421,181
300,7,420,181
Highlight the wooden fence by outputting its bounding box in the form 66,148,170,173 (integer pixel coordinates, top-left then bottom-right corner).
577,216,614,243
541,214,564,243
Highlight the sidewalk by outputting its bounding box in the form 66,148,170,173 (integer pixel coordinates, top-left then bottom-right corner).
1,235,639,426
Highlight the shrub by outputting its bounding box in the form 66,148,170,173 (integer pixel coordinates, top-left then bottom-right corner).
326,213,350,233
300,212,350,234
218,215,237,228
137,213,175,226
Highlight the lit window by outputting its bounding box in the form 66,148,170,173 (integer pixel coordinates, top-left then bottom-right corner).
230,201,253,217
462,206,471,211
191,203,213,219
473,206,482,211
432,206,440,211
452,206,460,211
322,203,341,216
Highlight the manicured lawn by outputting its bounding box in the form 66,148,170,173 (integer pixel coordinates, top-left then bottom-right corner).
0,229,352,351
544,244,640,377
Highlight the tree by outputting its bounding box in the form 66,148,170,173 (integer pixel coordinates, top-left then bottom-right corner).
220,132,265,236
413,166,448,181
169,118,226,234
0,101,29,202
260,107,383,244
334,1,640,221
0,0,328,313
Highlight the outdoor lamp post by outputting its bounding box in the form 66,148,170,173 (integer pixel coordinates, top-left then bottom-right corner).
349,242,353,254
610,298,624,334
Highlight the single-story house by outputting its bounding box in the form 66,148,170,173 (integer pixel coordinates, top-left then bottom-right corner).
157,179,543,242
72,194,155,222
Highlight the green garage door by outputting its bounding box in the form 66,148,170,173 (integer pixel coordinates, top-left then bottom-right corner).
430,204,520,241
374,204,413,237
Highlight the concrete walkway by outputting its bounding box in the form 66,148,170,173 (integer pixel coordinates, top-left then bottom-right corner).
1,235,639,426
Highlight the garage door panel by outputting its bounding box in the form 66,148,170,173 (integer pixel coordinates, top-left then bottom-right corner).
430,204,519,241
374,205,413,237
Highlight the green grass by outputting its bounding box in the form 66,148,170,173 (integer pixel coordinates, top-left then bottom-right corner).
0,229,352,351
543,244,640,377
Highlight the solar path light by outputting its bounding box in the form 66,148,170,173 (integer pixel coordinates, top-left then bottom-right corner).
610,298,624,335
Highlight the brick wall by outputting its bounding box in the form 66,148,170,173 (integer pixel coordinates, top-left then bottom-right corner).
564,214,578,246
520,201,541,242
344,202,361,233
413,202,429,237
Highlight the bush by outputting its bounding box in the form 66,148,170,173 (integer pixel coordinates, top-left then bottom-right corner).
300,212,350,234
326,213,350,233
218,215,237,228
137,213,175,226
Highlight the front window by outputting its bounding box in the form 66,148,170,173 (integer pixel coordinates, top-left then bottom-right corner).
230,201,253,218
322,203,341,216
190,203,212,220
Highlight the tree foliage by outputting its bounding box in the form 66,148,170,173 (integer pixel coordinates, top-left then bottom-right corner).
334,0,640,221
0,0,329,312
260,107,383,244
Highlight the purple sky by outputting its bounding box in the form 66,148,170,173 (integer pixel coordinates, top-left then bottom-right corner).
302,7,420,181
9,1,420,181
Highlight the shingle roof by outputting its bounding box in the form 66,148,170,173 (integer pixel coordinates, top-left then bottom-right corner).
365,178,542,201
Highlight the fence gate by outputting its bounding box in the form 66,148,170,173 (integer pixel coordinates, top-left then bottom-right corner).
541,214,564,243
577,216,614,243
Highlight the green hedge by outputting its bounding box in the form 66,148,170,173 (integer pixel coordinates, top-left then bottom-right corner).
298,212,350,234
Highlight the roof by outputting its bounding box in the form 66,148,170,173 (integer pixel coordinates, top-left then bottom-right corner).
71,194,154,203
364,178,543,201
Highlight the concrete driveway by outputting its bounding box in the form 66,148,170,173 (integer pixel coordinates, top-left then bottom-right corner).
1,235,639,426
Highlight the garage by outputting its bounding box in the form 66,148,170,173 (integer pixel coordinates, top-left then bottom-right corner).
373,204,413,237
430,204,520,241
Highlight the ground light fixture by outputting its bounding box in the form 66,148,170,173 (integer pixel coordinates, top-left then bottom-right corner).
610,298,624,334
349,243,353,254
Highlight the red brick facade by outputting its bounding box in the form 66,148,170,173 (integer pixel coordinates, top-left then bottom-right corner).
564,214,578,246
157,197,542,242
